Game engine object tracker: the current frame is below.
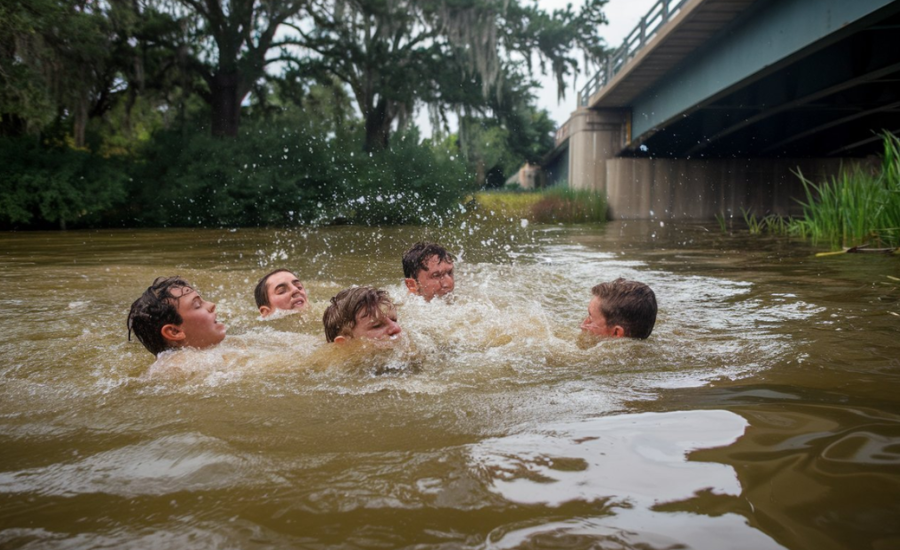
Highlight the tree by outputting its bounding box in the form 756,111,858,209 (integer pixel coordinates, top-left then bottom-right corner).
150,0,308,137
0,137,127,229
283,0,608,152
459,70,558,187
0,0,116,145
0,0,179,148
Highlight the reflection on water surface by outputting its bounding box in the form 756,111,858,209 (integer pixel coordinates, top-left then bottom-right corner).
0,222,898,549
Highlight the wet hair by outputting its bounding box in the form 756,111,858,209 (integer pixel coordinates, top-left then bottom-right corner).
127,276,193,355
323,286,396,342
254,268,296,308
402,242,455,280
591,278,657,339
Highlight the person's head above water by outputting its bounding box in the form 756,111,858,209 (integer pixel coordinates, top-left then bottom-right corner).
323,286,402,344
402,242,455,301
581,278,657,339
255,269,308,317
127,276,227,355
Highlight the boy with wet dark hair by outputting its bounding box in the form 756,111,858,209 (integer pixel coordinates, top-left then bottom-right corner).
127,276,227,355
323,286,402,343
254,268,308,317
580,278,657,339
402,242,456,301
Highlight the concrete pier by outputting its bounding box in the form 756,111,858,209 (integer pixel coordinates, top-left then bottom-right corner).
565,109,629,192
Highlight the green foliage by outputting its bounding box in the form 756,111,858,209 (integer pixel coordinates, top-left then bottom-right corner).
531,187,607,224
741,208,765,235
475,186,607,224
1,0,603,229
739,210,789,236
789,133,900,249
737,133,900,249
714,213,727,233
291,0,607,150
336,130,474,225
0,138,127,229
474,190,545,219
111,121,472,228
459,91,558,186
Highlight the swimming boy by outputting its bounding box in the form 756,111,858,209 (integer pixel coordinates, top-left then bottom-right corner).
255,268,308,317
402,242,455,301
127,276,227,355
323,286,402,343
580,278,657,339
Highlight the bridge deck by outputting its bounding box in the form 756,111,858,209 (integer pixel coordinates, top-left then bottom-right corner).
586,0,755,108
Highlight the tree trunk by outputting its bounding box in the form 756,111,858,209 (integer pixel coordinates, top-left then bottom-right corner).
364,97,393,152
73,92,89,149
475,158,486,188
209,71,242,137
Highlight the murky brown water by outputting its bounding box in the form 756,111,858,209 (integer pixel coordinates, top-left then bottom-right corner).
1,221,898,549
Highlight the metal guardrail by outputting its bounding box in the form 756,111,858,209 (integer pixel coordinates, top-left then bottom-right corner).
579,0,691,106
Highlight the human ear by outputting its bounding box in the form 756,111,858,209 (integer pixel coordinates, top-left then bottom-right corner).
333,335,347,344
611,325,626,338
161,324,185,344
259,305,272,317
404,278,419,294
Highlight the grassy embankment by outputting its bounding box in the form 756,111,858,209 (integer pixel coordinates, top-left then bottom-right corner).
473,186,607,224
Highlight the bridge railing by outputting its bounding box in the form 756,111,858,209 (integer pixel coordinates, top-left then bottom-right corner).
579,0,691,106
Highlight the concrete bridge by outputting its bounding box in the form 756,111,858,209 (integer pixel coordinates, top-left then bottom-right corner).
544,0,900,220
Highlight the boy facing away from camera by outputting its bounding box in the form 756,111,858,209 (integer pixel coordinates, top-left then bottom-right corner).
580,278,657,339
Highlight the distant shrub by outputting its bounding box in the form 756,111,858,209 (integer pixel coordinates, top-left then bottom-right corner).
0,137,127,229
531,187,607,224
333,129,473,225
474,190,544,219
122,123,336,227
474,186,607,224
120,123,473,227
0,120,475,229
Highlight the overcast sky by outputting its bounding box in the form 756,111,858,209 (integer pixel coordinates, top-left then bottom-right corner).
535,0,657,127
413,0,657,135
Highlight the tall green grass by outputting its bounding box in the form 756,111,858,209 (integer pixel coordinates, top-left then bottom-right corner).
474,186,607,224
734,133,900,250
531,187,607,223
790,132,900,249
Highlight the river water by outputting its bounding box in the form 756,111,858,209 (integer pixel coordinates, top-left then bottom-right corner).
1,220,898,549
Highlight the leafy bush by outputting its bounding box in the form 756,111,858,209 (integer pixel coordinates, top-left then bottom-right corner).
0,137,127,229
118,123,473,227
1,118,474,229
332,129,473,225
122,123,336,227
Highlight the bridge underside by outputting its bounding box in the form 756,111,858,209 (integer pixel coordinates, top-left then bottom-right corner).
628,2,900,158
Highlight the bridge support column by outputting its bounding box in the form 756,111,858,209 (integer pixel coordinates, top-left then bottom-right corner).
566,108,629,192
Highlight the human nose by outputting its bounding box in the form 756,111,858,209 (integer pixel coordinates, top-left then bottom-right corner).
208,301,216,312
580,316,589,329
386,319,401,336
